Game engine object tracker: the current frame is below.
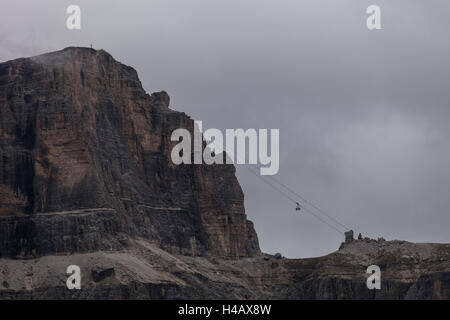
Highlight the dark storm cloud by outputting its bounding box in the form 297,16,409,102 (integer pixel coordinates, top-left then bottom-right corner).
1,0,449,257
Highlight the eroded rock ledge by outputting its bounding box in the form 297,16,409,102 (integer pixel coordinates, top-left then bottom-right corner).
0,238,449,299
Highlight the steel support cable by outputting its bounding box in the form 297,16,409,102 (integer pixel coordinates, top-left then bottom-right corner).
242,163,344,235
260,172,351,231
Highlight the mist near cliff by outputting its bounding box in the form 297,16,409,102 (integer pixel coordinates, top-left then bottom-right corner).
1,0,449,258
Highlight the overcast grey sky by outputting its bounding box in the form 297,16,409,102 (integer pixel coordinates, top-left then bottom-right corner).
1,0,449,257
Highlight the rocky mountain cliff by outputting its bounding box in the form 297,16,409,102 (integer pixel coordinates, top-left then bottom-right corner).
0,47,259,260
0,47,449,299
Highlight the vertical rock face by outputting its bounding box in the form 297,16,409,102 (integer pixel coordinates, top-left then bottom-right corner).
0,47,260,259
